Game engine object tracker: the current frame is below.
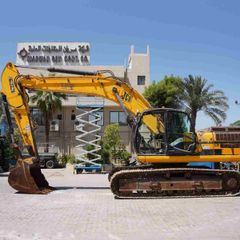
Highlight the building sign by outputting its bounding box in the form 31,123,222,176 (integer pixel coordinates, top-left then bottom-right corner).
16,42,90,66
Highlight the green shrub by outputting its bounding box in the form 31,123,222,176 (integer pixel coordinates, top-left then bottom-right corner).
98,140,110,164
86,144,95,160
101,124,131,165
59,154,76,165
101,146,111,164
115,143,131,165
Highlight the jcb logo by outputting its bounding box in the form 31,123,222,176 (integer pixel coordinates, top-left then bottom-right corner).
122,92,132,102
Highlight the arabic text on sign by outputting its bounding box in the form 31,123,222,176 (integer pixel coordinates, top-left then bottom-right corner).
28,45,89,54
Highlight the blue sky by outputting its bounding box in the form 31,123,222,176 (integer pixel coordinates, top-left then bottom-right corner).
1,0,240,129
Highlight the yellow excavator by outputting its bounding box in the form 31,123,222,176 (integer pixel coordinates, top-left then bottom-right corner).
198,126,240,155
196,127,240,170
1,62,240,198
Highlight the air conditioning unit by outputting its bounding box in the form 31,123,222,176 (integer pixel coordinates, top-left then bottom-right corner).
50,119,59,132
74,120,84,131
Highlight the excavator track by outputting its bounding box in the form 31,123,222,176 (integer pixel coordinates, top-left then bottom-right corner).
108,165,153,181
110,168,240,199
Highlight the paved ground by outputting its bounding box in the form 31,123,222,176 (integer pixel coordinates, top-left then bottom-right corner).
1,168,240,240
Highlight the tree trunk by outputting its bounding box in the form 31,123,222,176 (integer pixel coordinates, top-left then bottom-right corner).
44,112,50,153
190,110,197,133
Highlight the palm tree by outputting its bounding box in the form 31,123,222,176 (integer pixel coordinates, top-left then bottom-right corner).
179,75,229,132
230,120,240,126
31,91,67,152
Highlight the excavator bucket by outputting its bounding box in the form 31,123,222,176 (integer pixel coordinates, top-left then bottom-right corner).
8,157,52,194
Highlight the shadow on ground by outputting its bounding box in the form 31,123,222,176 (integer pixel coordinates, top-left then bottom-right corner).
0,174,9,177
13,186,110,195
54,186,110,190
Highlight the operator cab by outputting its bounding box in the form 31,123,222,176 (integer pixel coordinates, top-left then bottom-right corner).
134,108,196,156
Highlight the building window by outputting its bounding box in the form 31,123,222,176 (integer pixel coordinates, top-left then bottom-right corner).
30,108,44,126
89,111,104,126
110,111,127,125
137,75,146,85
110,112,118,124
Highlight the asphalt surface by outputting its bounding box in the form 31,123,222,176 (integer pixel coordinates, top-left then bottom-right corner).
1,168,240,240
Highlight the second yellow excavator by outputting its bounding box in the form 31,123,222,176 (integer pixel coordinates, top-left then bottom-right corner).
1,62,240,198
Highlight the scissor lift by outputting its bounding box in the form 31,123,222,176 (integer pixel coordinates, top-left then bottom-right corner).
74,96,104,173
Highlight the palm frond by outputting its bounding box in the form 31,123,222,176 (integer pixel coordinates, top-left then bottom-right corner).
179,75,228,131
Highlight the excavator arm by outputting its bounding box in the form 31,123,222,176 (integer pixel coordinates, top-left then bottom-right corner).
1,63,157,152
